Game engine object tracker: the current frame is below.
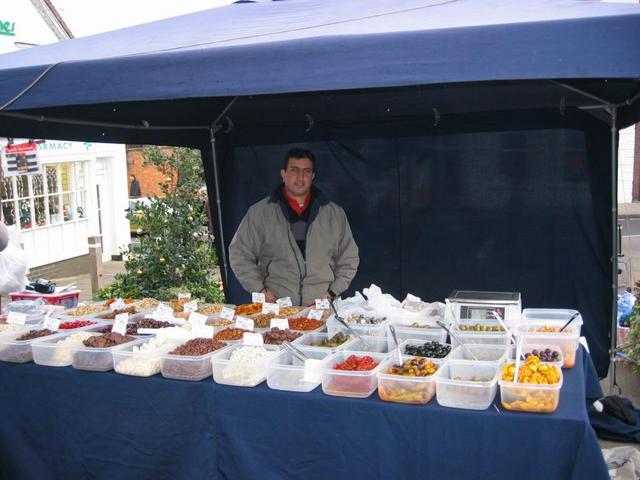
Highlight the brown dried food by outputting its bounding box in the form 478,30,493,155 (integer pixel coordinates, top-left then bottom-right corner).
252,313,276,328
99,306,137,319
169,338,227,356
214,328,248,341
262,328,302,345
83,332,136,348
126,318,172,334
16,329,56,341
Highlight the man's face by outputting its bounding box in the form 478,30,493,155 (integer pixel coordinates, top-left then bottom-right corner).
281,157,315,198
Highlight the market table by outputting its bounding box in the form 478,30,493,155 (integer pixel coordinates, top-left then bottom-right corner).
0,346,607,480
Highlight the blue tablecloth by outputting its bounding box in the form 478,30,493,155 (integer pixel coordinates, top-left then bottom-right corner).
0,346,607,480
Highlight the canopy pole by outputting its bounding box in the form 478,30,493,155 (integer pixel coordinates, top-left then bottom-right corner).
209,127,229,291
609,105,619,393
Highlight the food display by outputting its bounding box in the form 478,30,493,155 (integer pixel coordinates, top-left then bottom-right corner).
114,337,177,377
524,348,560,363
198,304,228,314
0,324,26,334
266,348,328,392
262,328,302,345
435,361,499,410
289,317,325,331
458,324,505,332
313,332,350,348
252,313,276,328
169,338,227,356
126,318,172,334
104,298,136,307
0,329,58,363
517,321,579,368
447,344,508,364
322,352,385,398
235,303,263,316
208,318,234,327
404,341,450,358
32,332,96,366
278,306,306,317
16,329,57,341
161,338,228,381
499,355,562,412
378,357,440,404
345,313,386,325
82,332,136,348
214,328,249,341
215,345,277,387
59,320,96,330
131,298,160,311
62,304,108,317
334,354,378,371
98,306,137,320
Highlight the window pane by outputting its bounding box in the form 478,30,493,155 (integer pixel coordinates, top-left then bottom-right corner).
1,177,13,201
19,199,32,229
46,166,58,193
2,201,15,225
63,192,74,221
34,197,47,226
76,191,87,219
75,163,86,189
60,163,71,192
32,174,44,195
49,195,62,224
16,175,28,198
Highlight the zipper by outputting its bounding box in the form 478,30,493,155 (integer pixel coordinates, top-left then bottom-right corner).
286,225,304,305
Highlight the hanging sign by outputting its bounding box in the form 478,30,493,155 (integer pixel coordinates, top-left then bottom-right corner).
1,141,42,176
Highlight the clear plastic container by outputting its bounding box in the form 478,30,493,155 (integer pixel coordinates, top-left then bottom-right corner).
435,360,499,410
499,369,563,413
507,344,564,369
397,339,452,361
72,334,144,371
113,338,178,377
449,323,510,348
521,309,582,332
388,301,445,327
0,328,62,363
321,350,386,398
161,342,231,381
327,306,389,338
349,335,394,354
516,320,580,368
265,347,329,392
386,326,446,352
292,331,357,353
377,356,443,404
211,344,281,387
448,344,508,365
32,325,108,367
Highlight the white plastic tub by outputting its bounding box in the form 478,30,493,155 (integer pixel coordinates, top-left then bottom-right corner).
377,356,443,404
349,335,395,354
499,368,563,413
161,341,230,381
32,325,108,367
292,331,357,353
386,326,446,352
0,328,62,363
435,360,499,410
265,347,329,392
516,320,580,368
397,339,452,360
211,344,280,387
447,344,508,365
321,350,386,398
72,334,143,372
113,337,178,377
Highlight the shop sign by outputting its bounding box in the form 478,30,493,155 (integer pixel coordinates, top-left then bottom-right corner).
1,141,42,176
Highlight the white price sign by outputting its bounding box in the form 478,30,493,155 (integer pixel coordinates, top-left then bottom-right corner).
261,302,280,315
6,312,27,325
235,317,254,331
276,297,292,307
270,318,289,330
303,358,323,383
112,313,129,335
177,292,192,300
183,300,198,314
43,316,60,331
188,312,208,326
193,325,215,339
243,332,264,346
307,309,324,320
315,298,330,310
252,292,266,303
110,298,126,311
219,307,235,321
406,293,421,303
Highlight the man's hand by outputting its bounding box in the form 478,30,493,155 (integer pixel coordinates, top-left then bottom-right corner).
262,288,277,303
322,292,333,300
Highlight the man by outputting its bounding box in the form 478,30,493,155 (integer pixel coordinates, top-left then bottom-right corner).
129,174,141,197
229,148,359,306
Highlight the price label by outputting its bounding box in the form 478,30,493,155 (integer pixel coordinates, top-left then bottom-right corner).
315,298,330,309
136,328,159,335
43,315,60,331
112,313,129,335
183,300,198,314
405,293,421,303
188,312,208,326
252,292,266,303
192,325,215,339
235,317,254,331
243,332,264,346
307,309,324,320
270,318,289,330
261,302,280,315
277,297,292,307
6,312,27,325
177,292,192,300
303,358,323,383
219,307,235,321
152,304,175,322
110,298,126,311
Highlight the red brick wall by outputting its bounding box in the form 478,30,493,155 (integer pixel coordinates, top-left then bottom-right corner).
634,125,640,201
126,147,174,198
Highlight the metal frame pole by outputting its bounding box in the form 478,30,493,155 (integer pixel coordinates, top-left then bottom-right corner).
609,106,619,393
209,128,229,289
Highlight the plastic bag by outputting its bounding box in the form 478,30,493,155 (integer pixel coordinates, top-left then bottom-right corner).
617,291,636,326
0,242,29,295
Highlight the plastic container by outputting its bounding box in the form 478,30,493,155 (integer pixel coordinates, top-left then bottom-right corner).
113,338,178,377
328,306,389,338
211,344,281,387
10,290,81,308
266,347,330,392
387,301,445,327
349,335,394,354
435,360,499,410
507,344,564,369
321,350,386,398
448,344,508,365
521,309,582,330
386,326,446,352
397,339,452,361
449,323,510,348
516,319,581,368
292,331,357,353
32,325,108,367
377,355,443,404
161,342,231,382
0,328,62,363
499,369,563,413
71,334,143,372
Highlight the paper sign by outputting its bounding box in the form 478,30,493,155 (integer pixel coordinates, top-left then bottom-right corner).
136,328,159,335
177,292,192,300
315,299,330,310
406,293,421,303
307,309,324,320
188,312,208,326
270,318,289,330
261,302,280,315
303,358,323,383
112,313,129,335
235,317,254,331
277,297,293,307
110,298,126,311
152,304,175,322
219,307,235,321
183,300,198,314
6,312,27,325
252,292,266,303
192,325,215,339
43,316,60,331
243,332,264,346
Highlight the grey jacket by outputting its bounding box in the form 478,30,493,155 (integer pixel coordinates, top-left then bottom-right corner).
229,187,359,306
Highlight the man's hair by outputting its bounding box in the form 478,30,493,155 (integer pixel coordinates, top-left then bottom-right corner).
283,147,316,171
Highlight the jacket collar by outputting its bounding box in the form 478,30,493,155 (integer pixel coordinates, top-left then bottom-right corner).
269,184,329,224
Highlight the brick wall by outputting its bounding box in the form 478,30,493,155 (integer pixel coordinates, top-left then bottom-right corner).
28,254,90,280
126,146,173,198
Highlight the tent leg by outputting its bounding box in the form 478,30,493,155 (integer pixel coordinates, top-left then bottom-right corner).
210,129,229,289
609,106,619,392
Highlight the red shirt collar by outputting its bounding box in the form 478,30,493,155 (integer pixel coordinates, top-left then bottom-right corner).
282,186,311,216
